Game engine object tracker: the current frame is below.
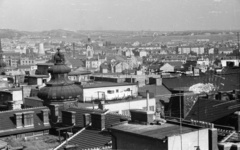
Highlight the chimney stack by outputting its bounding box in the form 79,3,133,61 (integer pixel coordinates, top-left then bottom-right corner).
91,112,105,130
62,111,76,126
49,104,60,122
83,113,91,127
146,90,149,111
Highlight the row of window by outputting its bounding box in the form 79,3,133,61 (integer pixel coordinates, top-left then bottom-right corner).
111,106,155,116
142,106,155,111
107,88,131,94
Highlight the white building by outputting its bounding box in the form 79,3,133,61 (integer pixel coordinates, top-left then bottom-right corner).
38,43,45,55
221,59,240,67
99,96,156,115
79,82,138,102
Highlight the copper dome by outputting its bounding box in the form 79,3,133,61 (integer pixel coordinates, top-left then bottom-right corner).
37,48,82,103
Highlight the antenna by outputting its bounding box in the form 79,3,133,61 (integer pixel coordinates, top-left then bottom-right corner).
238,32,240,90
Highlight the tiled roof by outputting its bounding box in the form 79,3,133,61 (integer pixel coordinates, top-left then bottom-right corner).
59,107,129,149
185,99,240,122
64,128,111,150
0,107,50,137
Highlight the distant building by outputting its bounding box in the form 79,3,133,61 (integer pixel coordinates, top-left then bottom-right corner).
78,82,138,102
38,43,45,55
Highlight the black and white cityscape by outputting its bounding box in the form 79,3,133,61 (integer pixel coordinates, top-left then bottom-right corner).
0,0,239,150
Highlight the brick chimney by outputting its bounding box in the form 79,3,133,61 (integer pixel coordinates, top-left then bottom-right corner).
49,104,59,122
146,90,149,111
130,109,154,125
91,112,105,130
14,112,23,128
23,111,34,127
155,78,162,86
99,100,105,110
41,109,49,126
83,113,91,127
62,111,76,126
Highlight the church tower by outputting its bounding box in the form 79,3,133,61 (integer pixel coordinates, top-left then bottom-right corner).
0,39,5,68
86,37,94,59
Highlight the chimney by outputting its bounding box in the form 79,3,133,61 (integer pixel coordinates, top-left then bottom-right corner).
7,101,14,110
99,100,105,110
62,111,76,126
91,112,105,130
234,111,240,132
209,126,218,150
14,113,23,128
49,104,59,122
155,78,162,86
146,90,149,111
23,111,34,127
41,109,50,126
83,113,90,127
130,109,154,125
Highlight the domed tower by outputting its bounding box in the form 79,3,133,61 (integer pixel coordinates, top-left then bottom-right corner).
37,48,81,107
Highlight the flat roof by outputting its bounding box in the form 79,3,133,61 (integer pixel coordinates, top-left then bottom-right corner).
26,75,49,78
82,82,137,89
110,123,199,140
37,63,54,66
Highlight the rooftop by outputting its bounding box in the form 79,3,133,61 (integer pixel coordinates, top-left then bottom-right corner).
81,81,137,89
110,122,200,140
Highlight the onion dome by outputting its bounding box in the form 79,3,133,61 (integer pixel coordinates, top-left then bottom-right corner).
38,48,81,103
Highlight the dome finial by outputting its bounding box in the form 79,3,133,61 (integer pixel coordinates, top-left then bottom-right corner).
54,48,65,64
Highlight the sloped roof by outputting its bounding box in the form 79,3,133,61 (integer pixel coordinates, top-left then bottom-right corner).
59,107,129,149
0,107,50,137
63,128,111,150
185,99,240,122
163,73,240,92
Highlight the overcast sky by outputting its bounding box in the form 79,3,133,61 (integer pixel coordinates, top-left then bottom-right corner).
0,0,239,31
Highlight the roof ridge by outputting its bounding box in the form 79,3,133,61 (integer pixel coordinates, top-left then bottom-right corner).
70,107,105,113
0,106,48,114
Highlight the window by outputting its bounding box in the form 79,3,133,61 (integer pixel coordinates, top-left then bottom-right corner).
116,89,119,93
150,106,155,111
110,111,119,114
122,110,130,116
107,90,114,94
126,88,130,91
24,113,34,127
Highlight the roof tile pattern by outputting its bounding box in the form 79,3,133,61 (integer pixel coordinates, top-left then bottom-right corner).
66,128,111,150
185,99,240,122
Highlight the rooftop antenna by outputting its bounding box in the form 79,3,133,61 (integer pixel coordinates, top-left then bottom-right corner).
237,32,240,90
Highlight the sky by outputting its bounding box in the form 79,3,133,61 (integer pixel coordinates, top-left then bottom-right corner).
0,0,239,31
